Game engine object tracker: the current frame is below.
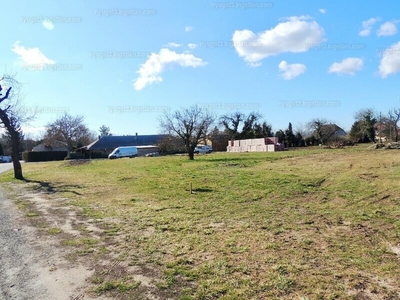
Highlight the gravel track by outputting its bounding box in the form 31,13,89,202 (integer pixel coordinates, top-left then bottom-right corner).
0,187,92,300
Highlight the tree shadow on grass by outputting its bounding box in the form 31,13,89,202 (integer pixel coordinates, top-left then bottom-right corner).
23,179,83,196
191,188,213,193
204,157,281,166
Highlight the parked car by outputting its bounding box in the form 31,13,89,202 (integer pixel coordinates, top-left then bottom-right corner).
0,155,12,163
194,145,212,154
108,146,138,159
145,152,159,157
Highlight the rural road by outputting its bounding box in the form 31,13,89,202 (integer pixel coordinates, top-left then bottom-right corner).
0,163,95,299
0,162,14,174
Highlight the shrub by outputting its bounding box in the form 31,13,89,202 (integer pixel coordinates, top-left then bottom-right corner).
25,151,68,162
22,151,29,162
90,151,109,159
67,152,84,160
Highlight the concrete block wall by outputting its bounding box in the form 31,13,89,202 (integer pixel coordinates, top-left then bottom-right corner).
227,137,282,153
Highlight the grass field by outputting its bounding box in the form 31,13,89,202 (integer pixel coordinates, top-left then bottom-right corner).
1,146,400,299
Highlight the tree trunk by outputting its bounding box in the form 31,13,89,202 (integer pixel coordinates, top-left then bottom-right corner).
188,151,194,160
185,143,195,160
12,154,23,180
0,117,24,180
11,132,23,180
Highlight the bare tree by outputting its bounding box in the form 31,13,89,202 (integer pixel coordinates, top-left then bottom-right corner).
0,75,34,180
307,118,337,145
220,111,267,140
294,122,310,146
294,122,311,138
157,135,186,154
159,105,215,160
220,112,244,140
44,113,91,154
387,108,400,142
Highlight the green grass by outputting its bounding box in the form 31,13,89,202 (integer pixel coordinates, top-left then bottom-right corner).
48,227,63,234
25,212,39,217
1,146,400,299
95,280,141,294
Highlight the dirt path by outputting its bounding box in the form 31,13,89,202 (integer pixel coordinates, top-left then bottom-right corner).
0,178,164,300
0,187,100,300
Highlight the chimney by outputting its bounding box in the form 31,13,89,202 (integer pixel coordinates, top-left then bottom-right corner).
135,132,138,141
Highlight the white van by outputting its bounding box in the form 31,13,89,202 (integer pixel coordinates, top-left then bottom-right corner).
108,146,138,159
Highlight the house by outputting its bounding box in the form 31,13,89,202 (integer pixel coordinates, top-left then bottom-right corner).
209,133,230,152
28,141,68,162
374,122,400,142
308,124,347,145
323,124,346,137
227,137,285,152
32,142,68,152
78,134,168,157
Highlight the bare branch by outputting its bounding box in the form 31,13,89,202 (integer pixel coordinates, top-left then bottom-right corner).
44,113,91,153
159,105,216,160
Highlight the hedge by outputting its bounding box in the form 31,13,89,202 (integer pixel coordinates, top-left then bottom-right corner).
23,151,68,162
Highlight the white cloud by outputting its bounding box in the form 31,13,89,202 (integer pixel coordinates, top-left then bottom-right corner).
188,43,197,49
319,9,326,14
232,16,325,66
185,26,193,32
328,57,363,75
377,21,398,36
278,60,306,80
42,19,54,30
133,48,207,90
359,17,379,36
378,41,400,78
165,42,182,48
12,41,56,69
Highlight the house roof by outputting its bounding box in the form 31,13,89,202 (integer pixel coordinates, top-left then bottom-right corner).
32,142,68,152
326,124,346,136
313,124,346,137
85,135,168,151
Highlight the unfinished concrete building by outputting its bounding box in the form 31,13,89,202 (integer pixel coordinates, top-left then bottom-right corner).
227,137,285,153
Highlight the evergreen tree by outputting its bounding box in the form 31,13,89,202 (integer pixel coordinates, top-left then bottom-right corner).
284,122,295,147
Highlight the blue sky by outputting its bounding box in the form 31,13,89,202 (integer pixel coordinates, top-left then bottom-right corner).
2,0,400,138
